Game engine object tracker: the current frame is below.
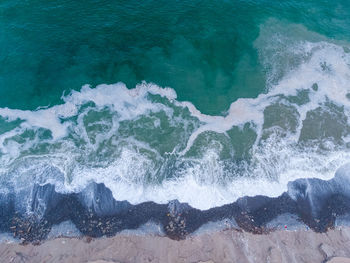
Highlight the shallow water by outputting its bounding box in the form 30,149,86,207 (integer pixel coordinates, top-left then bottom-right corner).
1,1,350,211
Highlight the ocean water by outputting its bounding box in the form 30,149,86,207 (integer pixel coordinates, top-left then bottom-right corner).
1,0,350,211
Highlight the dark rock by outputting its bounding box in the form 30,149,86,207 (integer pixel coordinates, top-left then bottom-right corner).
2,164,350,243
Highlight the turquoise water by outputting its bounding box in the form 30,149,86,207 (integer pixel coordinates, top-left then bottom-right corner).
1,0,349,113
1,1,350,209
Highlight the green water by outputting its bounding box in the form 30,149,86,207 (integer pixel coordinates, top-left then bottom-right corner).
1,0,349,114
1,0,350,209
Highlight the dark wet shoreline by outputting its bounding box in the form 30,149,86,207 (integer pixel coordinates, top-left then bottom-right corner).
1,168,350,244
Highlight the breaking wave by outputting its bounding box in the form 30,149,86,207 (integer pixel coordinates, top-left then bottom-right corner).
1,22,350,210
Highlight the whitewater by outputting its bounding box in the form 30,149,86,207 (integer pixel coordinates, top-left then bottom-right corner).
1,24,350,210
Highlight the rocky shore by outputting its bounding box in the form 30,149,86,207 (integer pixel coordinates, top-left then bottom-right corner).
2,166,350,244
1,227,350,263
1,166,350,262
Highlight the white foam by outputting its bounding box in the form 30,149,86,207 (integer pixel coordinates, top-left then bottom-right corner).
0,23,350,210
178,42,350,154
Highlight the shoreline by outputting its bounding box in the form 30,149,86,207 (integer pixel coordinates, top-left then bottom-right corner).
1,227,350,263
2,168,350,244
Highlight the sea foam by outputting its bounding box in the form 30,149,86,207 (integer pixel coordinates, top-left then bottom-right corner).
0,23,350,210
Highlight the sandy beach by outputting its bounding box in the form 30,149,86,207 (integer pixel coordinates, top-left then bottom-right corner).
2,227,350,263
2,0,350,263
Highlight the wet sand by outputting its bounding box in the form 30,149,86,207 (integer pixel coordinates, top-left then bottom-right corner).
2,174,350,262
1,227,350,263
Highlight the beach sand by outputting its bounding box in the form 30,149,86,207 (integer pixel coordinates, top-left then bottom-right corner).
1,227,350,263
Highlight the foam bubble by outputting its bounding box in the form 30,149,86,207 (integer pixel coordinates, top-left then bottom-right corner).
1,23,350,210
